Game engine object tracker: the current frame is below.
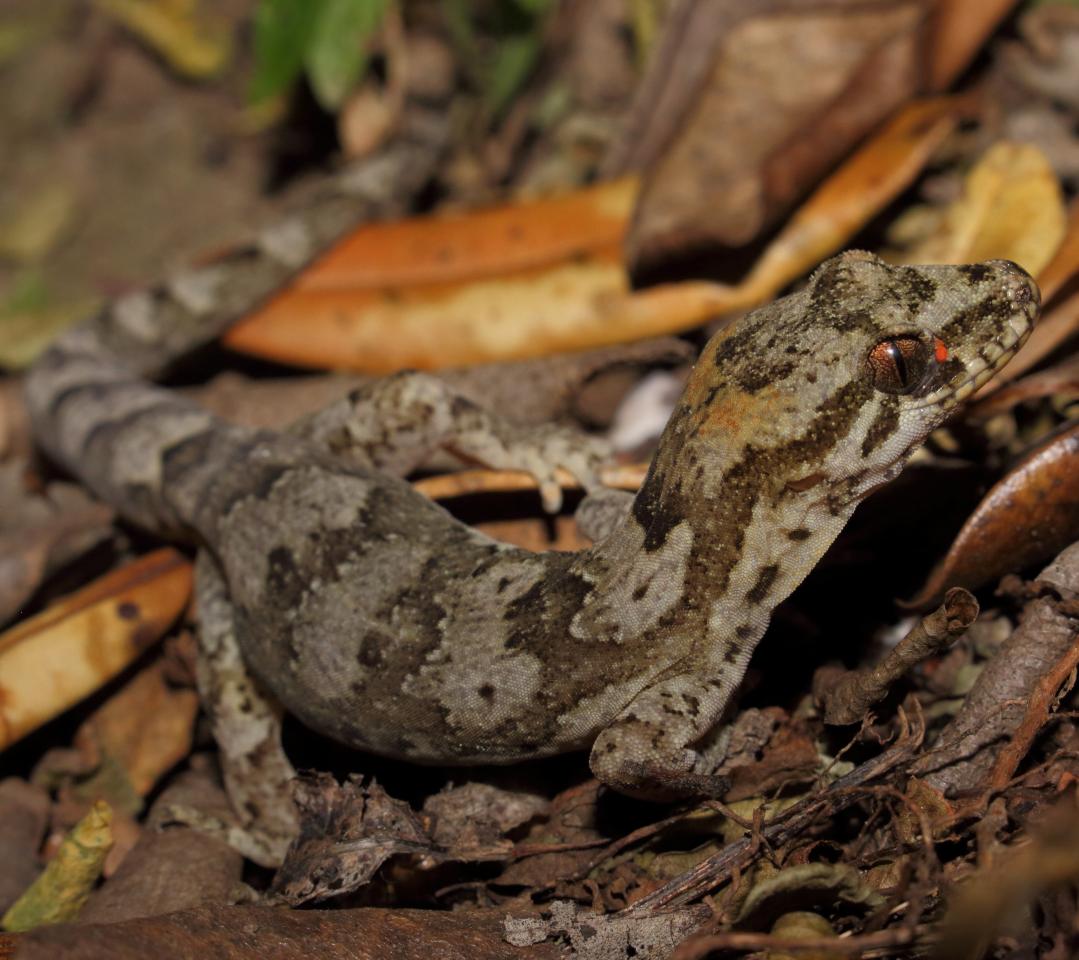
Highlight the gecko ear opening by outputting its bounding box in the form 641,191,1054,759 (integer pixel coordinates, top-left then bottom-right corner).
865,335,931,394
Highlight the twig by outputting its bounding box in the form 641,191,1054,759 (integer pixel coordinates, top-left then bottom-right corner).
621,708,925,915
816,588,978,726
985,636,1079,791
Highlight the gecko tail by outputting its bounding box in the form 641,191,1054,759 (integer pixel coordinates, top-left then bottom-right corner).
24,326,260,539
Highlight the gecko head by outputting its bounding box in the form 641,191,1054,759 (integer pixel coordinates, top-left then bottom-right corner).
671,251,1038,513
788,251,1038,504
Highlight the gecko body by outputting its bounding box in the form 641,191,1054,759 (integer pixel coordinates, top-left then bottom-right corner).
25,248,1037,854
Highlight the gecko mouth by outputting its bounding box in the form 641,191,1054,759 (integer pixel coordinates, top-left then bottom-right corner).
916,267,1039,411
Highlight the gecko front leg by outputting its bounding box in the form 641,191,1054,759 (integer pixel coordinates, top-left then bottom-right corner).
589,671,737,801
291,371,610,509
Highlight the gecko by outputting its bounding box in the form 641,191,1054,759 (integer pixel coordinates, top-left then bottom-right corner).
24,243,1038,864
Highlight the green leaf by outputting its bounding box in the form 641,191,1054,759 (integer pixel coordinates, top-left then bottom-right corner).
485,32,540,119
510,0,556,15
305,0,390,111
250,0,319,103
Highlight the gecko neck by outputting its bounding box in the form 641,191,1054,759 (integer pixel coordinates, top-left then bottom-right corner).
581,428,854,655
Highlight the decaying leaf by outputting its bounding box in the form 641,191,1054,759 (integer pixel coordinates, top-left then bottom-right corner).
908,421,1079,607
1,800,113,932
271,775,434,905
423,782,548,850
894,141,1065,275
77,766,243,925
272,775,553,906
935,802,1079,960
0,549,193,752
734,863,884,931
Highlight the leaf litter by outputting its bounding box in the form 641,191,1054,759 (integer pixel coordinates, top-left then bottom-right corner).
4,3,1079,959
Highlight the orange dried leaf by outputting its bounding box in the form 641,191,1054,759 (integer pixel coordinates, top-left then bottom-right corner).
226,99,958,372
738,96,963,305
0,549,192,752
297,177,639,290
1034,199,1079,303
412,462,648,503
897,141,1065,275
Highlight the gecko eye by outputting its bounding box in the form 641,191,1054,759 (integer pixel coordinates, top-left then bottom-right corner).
865,335,931,394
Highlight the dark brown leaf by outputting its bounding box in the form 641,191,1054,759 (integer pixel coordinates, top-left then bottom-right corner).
4,903,561,960
908,421,1079,607
612,0,929,271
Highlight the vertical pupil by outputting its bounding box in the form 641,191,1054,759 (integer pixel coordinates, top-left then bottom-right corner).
888,341,908,385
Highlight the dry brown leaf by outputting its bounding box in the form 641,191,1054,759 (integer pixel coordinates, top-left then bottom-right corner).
612,0,930,270
733,97,963,307
474,516,592,553
1032,199,1079,303
907,421,1079,607
72,660,199,799
928,0,1022,91
0,549,193,752
966,352,1079,420
896,141,1065,275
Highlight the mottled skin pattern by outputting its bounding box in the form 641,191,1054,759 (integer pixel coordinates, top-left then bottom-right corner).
25,252,1037,859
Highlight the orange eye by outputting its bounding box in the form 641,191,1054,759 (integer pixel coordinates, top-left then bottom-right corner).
866,335,930,394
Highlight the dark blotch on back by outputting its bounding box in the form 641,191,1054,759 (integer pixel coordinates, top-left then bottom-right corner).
746,564,779,604
958,263,991,284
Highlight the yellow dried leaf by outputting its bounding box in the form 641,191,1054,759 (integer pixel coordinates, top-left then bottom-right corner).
0,549,193,752
0,182,78,263
94,0,232,79
899,141,1066,276
1,800,113,931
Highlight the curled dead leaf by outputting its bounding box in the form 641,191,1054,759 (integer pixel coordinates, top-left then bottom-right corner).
907,421,1079,608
